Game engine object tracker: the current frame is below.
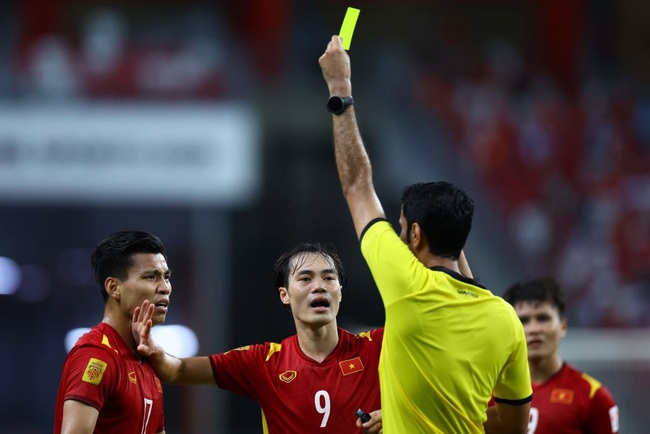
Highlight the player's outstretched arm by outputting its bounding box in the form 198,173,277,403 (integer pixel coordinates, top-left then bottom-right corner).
319,35,385,239
484,401,530,434
133,300,215,385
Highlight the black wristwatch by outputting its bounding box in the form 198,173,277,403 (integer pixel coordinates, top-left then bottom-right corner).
327,96,354,115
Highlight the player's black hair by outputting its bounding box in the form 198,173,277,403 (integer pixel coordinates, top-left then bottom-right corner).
91,230,167,302
502,277,566,316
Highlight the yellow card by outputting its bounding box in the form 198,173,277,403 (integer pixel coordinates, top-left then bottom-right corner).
339,7,360,50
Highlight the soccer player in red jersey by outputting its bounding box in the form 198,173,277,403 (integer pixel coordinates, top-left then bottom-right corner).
54,230,171,434
133,242,383,434
503,277,619,434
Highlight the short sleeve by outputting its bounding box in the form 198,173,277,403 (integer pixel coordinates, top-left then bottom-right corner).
492,315,533,404
60,344,119,410
585,386,619,434
210,343,271,399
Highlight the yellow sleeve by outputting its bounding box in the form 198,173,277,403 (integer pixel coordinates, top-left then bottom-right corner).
493,308,533,402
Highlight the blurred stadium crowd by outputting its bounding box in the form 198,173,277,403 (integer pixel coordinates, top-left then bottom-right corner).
410,8,650,328
2,1,649,325
417,46,650,328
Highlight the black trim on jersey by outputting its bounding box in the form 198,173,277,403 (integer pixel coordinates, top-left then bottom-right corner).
359,217,389,243
359,220,487,290
494,394,533,406
429,266,486,289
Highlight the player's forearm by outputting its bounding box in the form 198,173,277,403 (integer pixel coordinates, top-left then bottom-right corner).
149,348,215,385
483,405,528,434
147,345,185,383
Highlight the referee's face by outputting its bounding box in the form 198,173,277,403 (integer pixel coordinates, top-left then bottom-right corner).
279,252,342,328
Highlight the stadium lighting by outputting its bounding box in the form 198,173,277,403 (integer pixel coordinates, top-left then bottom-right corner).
0,256,21,295
64,324,199,357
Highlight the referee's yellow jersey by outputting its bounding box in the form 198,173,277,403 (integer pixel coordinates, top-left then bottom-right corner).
361,219,532,434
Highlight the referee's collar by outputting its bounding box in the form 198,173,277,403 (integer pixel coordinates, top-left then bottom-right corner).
429,266,485,288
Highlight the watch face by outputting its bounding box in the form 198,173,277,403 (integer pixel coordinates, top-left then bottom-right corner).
328,96,344,113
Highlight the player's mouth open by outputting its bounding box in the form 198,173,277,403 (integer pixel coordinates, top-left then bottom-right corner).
154,299,170,313
310,298,331,311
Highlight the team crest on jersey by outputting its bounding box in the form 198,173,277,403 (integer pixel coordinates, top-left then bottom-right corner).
279,370,297,383
339,357,364,375
550,388,574,404
128,371,137,384
82,358,107,385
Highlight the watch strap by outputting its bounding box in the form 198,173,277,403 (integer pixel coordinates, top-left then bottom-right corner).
327,95,354,115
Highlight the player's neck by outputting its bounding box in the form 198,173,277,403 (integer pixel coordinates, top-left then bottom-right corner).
102,310,139,355
529,354,563,384
295,322,339,363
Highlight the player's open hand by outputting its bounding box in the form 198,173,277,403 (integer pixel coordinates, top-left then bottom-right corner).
132,300,157,356
319,35,352,96
357,409,382,434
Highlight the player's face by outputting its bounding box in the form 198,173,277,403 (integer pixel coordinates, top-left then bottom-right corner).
118,253,172,326
514,300,566,362
280,252,342,328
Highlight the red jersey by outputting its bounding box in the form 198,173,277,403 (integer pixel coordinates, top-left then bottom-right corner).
209,327,383,434
54,323,165,434
527,363,618,434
